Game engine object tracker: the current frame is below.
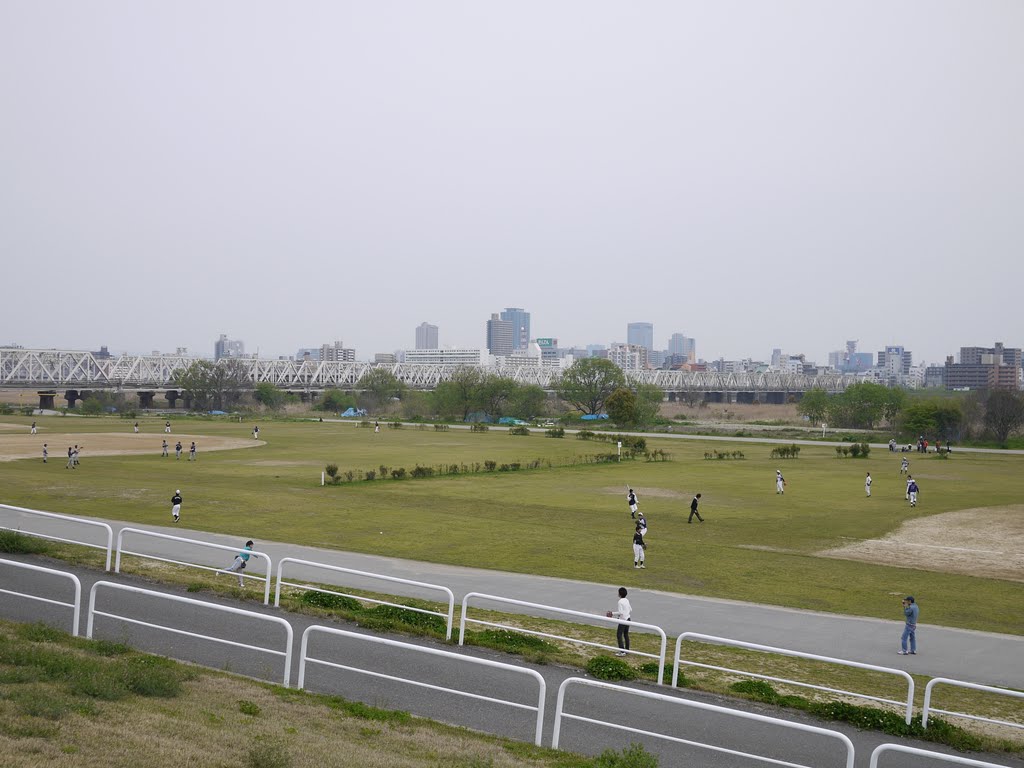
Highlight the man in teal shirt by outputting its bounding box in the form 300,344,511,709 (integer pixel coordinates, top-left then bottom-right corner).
222,540,254,587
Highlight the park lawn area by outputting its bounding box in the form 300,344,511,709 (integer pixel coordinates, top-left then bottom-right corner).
1,414,1022,634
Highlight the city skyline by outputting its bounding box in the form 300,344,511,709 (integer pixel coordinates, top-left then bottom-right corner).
2,4,1021,366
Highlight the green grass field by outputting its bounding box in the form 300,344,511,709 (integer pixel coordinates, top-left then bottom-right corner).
2,413,1022,634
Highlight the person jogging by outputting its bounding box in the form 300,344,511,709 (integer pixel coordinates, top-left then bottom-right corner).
632,524,646,569
605,587,632,656
221,540,254,587
689,493,704,523
170,490,182,523
627,488,638,519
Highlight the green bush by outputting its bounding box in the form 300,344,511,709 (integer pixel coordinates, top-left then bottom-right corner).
390,468,407,479
410,465,434,478
849,443,862,458
484,460,497,471
470,423,489,432
594,743,659,768
0,530,50,555
470,629,558,654
508,425,531,436
545,427,565,438
859,442,871,458
300,590,362,612
577,429,595,440
361,604,446,634
586,655,637,681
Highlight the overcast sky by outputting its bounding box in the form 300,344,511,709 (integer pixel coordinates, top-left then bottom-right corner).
2,2,1021,365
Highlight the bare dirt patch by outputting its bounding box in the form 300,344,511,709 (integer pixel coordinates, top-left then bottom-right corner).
820,506,1024,582
601,486,689,500
0,432,257,462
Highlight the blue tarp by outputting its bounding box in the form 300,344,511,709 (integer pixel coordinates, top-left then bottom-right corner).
340,407,368,417
497,417,529,425
580,413,609,420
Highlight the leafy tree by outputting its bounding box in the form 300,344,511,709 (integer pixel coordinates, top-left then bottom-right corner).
901,401,938,437
432,366,484,421
901,399,964,441
634,384,664,426
319,388,355,412
357,368,405,412
400,390,432,420
606,387,638,426
797,388,830,423
174,359,248,411
982,389,1024,446
253,382,287,411
826,382,903,429
556,358,625,415
507,384,547,420
477,375,517,419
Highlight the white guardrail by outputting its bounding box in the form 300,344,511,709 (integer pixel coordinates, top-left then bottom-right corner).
87,581,293,686
0,557,82,636
923,677,1024,731
298,625,546,745
459,592,668,685
116,527,273,605
870,743,1013,768
275,557,455,640
674,631,916,724
553,677,856,767
0,503,113,570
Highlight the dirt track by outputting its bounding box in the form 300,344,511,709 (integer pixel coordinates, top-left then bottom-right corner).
0,431,258,462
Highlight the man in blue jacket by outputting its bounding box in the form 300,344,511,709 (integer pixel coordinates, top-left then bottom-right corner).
898,596,919,655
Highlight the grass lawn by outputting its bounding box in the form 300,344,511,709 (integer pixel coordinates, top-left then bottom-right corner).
1,413,1022,634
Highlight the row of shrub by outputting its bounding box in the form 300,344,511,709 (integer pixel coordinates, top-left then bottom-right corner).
836,442,872,458
322,449,662,484
770,445,802,459
703,451,746,460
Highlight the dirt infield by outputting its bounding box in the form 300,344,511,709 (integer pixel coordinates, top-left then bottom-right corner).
0,432,258,462
820,506,1024,582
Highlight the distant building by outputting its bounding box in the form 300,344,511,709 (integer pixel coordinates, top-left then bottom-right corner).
585,344,607,358
295,348,319,361
92,346,112,359
374,353,397,364
535,337,560,365
415,322,438,350
877,345,912,385
648,350,667,368
627,322,654,352
319,341,355,362
214,334,244,360
500,308,531,351
668,333,696,362
486,314,514,356
608,342,648,370
941,342,1022,390
403,348,492,366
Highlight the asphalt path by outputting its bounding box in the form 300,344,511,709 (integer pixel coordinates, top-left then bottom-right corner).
1,508,1023,766
3,553,1021,768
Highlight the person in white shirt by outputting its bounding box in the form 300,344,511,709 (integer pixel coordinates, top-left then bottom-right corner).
865,472,872,497
606,587,633,656
776,470,786,494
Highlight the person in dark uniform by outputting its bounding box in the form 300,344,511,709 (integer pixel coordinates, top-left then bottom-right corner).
689,493,704,523
627,488,638,519
171,490,182,523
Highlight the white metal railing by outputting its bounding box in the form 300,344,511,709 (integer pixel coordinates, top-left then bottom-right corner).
298,625,546,745
673,632,915,724
0,557,82,636
870,743,1012,767
275,557,455,640
115,528,272,604
0,503,113,570
459,592,668,685
87,581,293,686
923,677,1024,731
553,677,855,767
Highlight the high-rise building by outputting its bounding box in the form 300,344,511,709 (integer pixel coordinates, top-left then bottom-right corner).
415,322,438,350
214,334,244,360
627,322,654,352
500,308,531,351
668,333,696,362
486,314,514,356
608,343,649,370
940,342,1023,390
877,345,912,385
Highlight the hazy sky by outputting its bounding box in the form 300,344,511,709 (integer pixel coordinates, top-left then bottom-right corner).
2,2,1022,365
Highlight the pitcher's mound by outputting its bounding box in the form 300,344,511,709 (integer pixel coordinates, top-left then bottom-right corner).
820,506,1024,582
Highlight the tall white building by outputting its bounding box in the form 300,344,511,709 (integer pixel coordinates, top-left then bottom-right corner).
319,341,355,362
415,322,438,350
608,342,648,370
486,314,514,356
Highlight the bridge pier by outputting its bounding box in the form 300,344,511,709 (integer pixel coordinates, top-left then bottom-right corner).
38,391,56,410
165,390,181,409
64,390,82,408
138,391,155,408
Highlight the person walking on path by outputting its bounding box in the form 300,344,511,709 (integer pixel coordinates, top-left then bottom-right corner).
30,421,36,435
175,441,182,460
165,421,171,434
776,470,786,494
42,444,47,463
627,488,638,519
161,439,169,457
171,490,182,523
865,472,872,497
632,524,647,569
898,596,919,655
689,493,704,523
605,587,632,656
900,457,909,475
134,421,139,433
221,540,254,587
908,478,919,507
188,441,197,461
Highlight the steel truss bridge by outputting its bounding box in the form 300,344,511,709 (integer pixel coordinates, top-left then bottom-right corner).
0,348,856,396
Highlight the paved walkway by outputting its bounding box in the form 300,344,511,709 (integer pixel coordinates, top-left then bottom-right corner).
4,507,1021,690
